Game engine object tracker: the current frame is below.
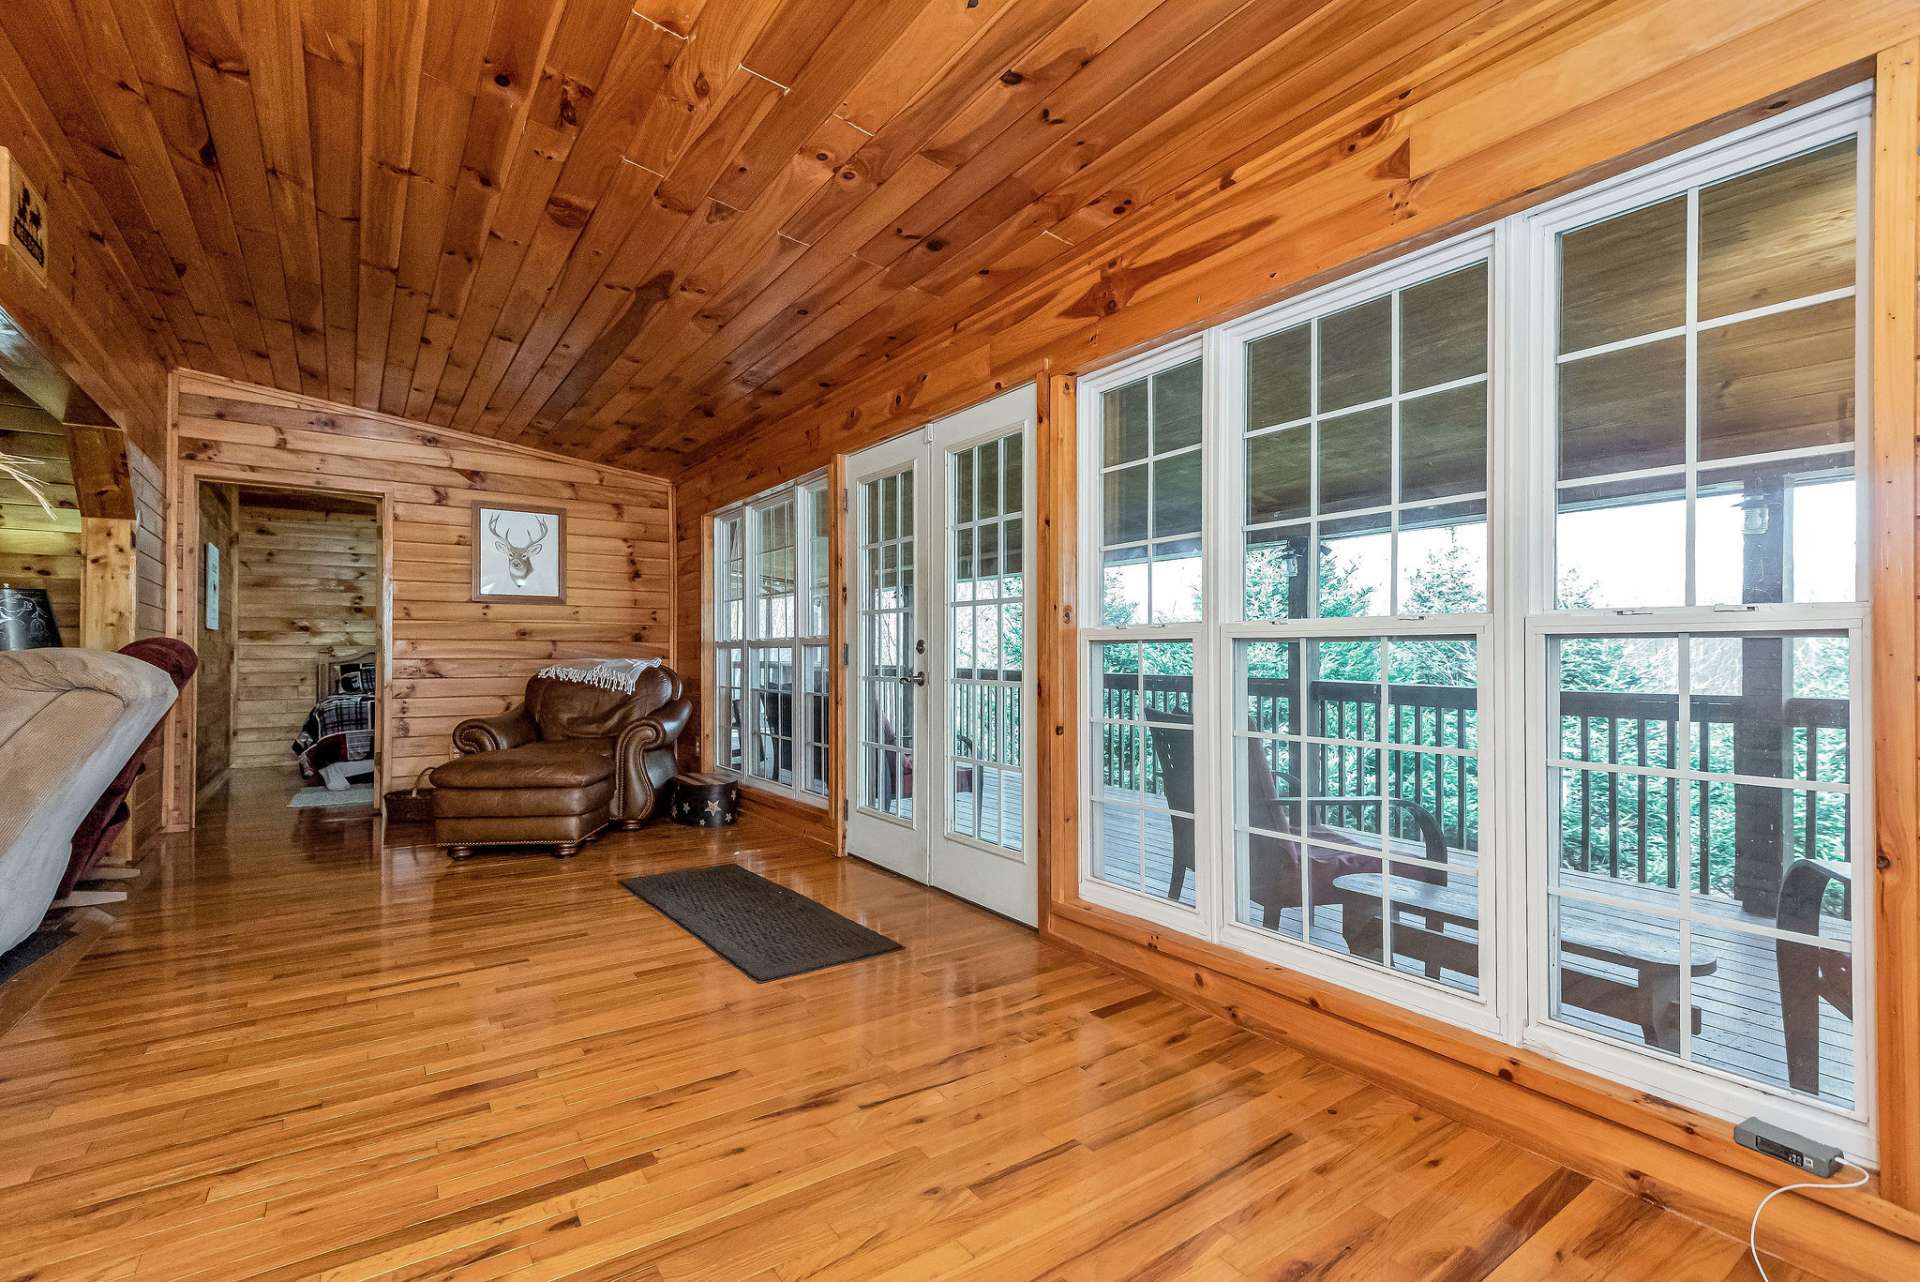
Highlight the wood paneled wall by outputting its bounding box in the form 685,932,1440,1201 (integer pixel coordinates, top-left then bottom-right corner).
232,493,378,772
666,17,1920,1281
193,483,237,793
129,439,167,851
132,444,164,641
0,388,79,638
1869,38,1920,1218
0,24,172,455
169,372,673,798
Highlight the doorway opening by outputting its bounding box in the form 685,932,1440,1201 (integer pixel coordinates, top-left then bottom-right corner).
193,482,382,820
842,386,1038,926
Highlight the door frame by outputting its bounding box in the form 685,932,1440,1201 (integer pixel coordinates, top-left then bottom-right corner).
840,384,1039,924
841,429,931,882
167,462,393,827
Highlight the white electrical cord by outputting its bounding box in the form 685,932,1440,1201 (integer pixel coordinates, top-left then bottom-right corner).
1749,1160,1868,1281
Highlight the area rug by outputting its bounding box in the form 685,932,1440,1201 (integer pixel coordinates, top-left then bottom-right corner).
289,783,375,809
0,927,69,989
621,864,902,982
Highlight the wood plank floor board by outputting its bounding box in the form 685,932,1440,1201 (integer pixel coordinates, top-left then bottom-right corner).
0,772,1813,1281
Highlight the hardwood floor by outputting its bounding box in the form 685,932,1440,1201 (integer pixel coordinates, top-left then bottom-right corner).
0,771,1812,1281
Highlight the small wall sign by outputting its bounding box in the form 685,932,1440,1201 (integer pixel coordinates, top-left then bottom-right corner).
0,149,47,283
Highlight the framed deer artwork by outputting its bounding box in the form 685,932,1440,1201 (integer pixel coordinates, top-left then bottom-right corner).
472,504,567,604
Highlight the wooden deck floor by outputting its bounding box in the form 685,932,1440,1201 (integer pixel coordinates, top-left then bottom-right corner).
0,770,1812,1281
1091,795,1857,1108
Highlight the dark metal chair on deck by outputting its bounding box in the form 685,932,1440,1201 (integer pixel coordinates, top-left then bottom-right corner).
756,688,795,783
1149,717,1448,918
1776,858,1852,1095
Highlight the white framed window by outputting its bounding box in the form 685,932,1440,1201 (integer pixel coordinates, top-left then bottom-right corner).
1080,341,1216,936
1517,87,1872,1154
1075,82,1874,1155
711,472,831,805
1210,233,1501,1033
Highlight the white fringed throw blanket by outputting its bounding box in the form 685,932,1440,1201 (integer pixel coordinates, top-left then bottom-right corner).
534,657,662,694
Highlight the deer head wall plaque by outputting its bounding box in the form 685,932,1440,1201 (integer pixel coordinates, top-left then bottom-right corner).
472,504,567,603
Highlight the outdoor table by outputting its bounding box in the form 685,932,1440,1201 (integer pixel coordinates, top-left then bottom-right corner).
1332,872,1718,1051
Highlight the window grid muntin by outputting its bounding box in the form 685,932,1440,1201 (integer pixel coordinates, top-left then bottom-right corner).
1087,639,1198,906
1548,137,1865,612
711,472,830,804
858,466,917,821
1239,256,1493,624
1538,624,1862,1107
1525,110,1871,1128
716,512,746,643
1229,631,1486,998
1098,356,1204,626
949,430,1026,851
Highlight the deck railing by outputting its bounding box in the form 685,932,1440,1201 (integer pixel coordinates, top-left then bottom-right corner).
1094,673,1847,893
1555,689,1849,896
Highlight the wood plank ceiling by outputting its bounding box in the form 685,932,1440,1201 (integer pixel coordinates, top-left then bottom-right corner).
0,0,1612,475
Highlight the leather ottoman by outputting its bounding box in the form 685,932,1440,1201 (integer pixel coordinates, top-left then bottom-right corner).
429,739,615,859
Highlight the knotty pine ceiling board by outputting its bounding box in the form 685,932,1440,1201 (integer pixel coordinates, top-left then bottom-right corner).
0,0,1874,479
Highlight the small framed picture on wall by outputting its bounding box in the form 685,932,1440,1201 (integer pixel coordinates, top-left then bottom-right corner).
472,504,567,603
204,543,220,630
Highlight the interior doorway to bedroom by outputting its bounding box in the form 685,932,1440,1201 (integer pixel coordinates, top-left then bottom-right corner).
192,481,383,820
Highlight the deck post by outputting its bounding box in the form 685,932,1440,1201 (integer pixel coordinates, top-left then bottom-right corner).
1732,478,1788,916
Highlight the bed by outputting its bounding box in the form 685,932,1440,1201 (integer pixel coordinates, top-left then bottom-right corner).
292,651,377,790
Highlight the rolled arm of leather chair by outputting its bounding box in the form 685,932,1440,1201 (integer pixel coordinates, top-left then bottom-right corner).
633,696,692,750
452,707,538,755
612,697,692,823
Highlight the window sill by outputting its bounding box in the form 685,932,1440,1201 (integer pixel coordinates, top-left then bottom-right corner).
721,770,829,810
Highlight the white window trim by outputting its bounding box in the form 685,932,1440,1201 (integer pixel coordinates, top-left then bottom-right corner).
1078,336,1217,936
1079,238,1508,1036
1074,80,1876,1158
711,470,831,808
1510,82,1875,1156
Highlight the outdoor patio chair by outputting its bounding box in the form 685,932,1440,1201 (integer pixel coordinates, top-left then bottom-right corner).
1776,857,1853,1095
1149,714,1449,917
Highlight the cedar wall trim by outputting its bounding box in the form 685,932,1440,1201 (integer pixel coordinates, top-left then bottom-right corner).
667,18,1920,1282
164,372,675,816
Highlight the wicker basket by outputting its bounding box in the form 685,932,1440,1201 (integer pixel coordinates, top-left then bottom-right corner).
383,768,435,824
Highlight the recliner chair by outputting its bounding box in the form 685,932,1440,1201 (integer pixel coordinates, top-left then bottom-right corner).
0,647,181,956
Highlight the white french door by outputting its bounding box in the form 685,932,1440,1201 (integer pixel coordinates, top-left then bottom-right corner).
844,386,1038,925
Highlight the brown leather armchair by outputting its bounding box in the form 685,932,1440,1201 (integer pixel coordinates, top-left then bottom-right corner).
429,664,691,857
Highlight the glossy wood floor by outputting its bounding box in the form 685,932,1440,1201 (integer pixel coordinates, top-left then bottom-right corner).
0,770,1811,1282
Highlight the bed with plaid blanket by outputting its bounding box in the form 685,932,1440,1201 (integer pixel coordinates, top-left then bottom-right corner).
292,692,376,780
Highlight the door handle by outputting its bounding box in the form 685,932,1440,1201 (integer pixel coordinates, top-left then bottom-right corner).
897,671,927,687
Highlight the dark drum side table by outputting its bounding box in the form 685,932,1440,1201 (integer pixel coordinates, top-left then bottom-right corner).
671,773,739,827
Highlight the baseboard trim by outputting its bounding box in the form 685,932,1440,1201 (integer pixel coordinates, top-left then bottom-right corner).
732,785,834,849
